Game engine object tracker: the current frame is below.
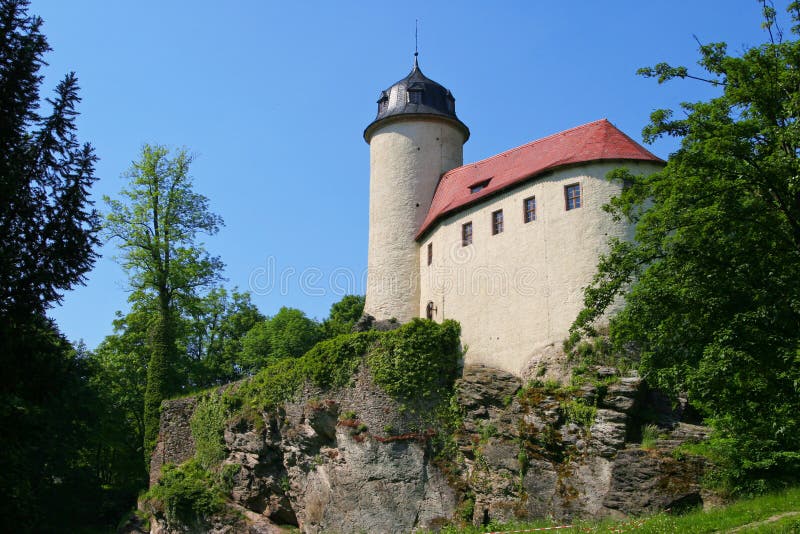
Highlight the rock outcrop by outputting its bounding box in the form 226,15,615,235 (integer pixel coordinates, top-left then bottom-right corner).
147,364,710,533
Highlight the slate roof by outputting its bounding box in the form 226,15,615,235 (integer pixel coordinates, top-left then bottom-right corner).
416,119,663,239
364,57,469,142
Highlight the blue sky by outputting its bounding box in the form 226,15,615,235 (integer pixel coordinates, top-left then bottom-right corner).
33,1,776,349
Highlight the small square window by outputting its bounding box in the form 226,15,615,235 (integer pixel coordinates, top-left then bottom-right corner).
492,209,504,235
523,196,536,223
462,221,473,246
427,242,433,265
565,184,582,210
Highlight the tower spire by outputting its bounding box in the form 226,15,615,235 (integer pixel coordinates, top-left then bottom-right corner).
414,19,419,67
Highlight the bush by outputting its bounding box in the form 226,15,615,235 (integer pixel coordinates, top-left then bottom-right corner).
237,319,461,411
562,398,597,429
145,459,225,527
298,330,380,390
368,319,461,401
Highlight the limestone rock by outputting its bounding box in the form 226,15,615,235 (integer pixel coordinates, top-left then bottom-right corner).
147,362,712,532
458,365,521,411
589,409,628,457
601,376,642,414
603,448,706,515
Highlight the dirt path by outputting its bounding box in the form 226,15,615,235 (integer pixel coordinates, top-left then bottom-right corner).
727,511,800,532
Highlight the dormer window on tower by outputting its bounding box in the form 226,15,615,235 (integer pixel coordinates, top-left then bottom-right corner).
407,83,424,104
377,91,389,114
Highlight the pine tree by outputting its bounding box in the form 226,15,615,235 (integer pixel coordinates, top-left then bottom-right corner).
0,0,101,529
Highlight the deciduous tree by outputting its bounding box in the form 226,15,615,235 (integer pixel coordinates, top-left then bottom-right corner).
573,1,800,492
105,144,224,459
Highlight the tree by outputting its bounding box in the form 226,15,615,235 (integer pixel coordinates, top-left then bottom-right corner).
573,1,800,492
0,0,103,529
322,294,365,338
181,287,264,387
0,0,99,318
89,306,153,492
105,144,223,459
240,307,323,374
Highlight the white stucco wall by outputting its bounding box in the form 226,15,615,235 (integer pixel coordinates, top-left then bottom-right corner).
418,160,662,376
364,117,467,322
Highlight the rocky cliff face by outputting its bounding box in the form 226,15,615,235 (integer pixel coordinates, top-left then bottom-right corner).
146,364,710,533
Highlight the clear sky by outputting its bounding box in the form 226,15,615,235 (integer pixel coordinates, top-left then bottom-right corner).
32,0,778,349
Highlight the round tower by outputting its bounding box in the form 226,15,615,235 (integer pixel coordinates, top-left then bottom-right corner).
363,56,469,322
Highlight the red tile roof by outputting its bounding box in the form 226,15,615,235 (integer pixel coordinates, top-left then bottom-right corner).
416,119,663,239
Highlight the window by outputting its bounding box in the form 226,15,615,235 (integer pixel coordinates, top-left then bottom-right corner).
523,196,536,223
469,179,491,194
427,242,433,265
462,221,473,246
565,183,581,210
492,209,504,235
426,301,435,320
377,91,389,114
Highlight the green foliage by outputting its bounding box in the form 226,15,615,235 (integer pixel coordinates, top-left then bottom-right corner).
104,144,224,307
105,144,227,461
0,1,113,529
236,357,304,412
562,398,597,429
0,318,114,531
321,294,365,338
144,459,226,528
240,307,323,374
428,486,800,533
190,394,228,469
237,319,461,412
641,424,659,450
368,319,462,401
298,330,379,390
182,288,265,387
478,422,498,442
0,2,99,319
143,314,172,465
236,330,378,413
572,4,800,492
429,391,465,464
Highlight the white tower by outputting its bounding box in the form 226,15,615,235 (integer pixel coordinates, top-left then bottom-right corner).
363,56,469,322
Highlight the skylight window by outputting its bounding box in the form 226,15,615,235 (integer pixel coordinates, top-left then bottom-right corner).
469,179,492,194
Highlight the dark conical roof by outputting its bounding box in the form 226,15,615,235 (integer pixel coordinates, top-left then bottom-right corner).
364,56,470,142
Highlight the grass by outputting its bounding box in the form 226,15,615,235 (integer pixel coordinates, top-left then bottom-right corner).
640,423,659,450
424,486,800,533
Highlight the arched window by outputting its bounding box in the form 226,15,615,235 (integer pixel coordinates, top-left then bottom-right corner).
426,301,435,320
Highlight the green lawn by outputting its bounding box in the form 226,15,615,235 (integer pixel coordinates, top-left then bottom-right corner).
431,487,800,533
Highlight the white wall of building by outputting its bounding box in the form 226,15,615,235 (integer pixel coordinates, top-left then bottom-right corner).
364,117,466,322
418,160,662,376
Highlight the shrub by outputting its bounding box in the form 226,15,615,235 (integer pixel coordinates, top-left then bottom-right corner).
237,320,461,410
235,357,303,411
368,319,461,401
145,460,225,527
562,398,597,429
298,330,379,390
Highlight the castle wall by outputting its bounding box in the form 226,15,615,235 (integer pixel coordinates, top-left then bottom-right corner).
365,118,466,322
418,160,662,376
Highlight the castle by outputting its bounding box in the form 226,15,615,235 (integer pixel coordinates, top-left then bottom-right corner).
363,56,663,376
